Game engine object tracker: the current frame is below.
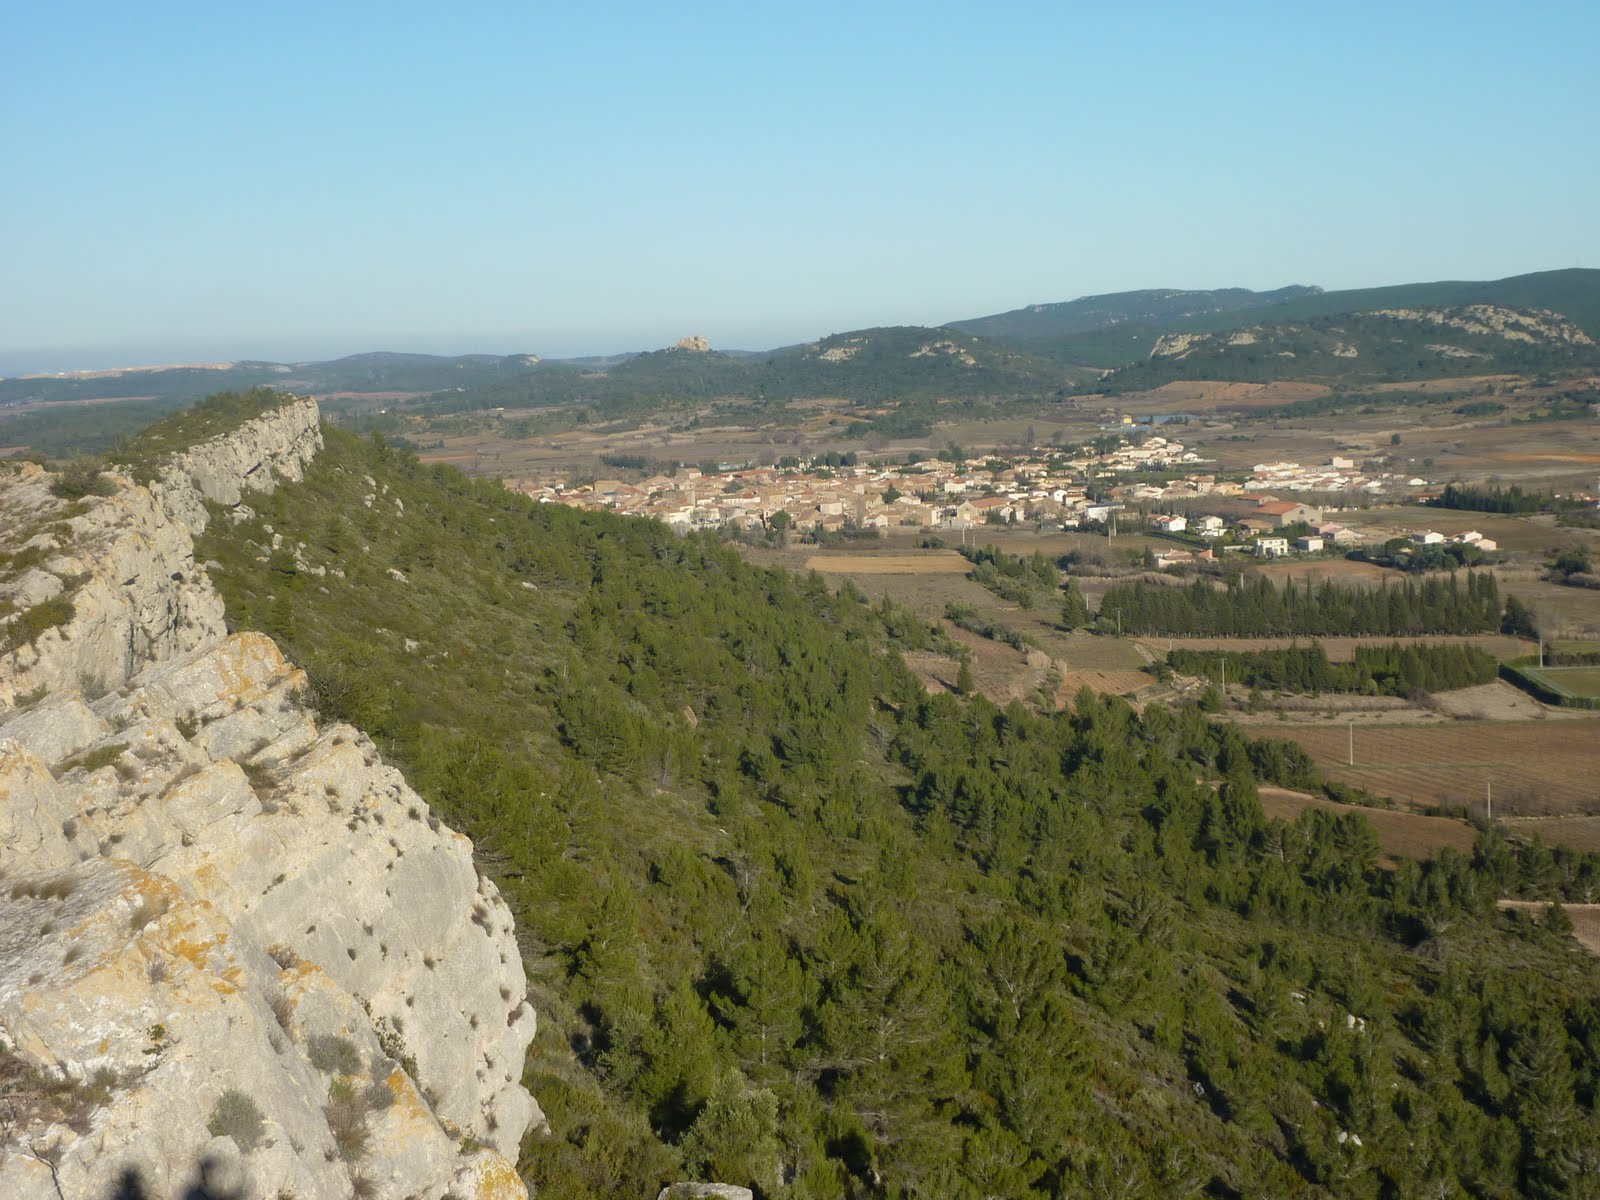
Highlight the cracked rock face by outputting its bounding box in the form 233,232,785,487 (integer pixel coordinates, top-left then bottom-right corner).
0,401,538,1200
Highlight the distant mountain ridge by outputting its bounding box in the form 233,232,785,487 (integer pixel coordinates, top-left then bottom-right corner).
948,285,1324,341
1097,302,1599,392
953,268,1600,357
5,269,1598,455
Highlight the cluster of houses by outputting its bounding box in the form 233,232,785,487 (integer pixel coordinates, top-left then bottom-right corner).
512,435,1211,534
1249,456,1430,495
1402,528,1499,553
512,442,1447,559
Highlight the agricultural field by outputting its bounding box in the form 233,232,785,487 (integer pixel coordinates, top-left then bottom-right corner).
1553,638,1600,656
747,534,1159,706
1283,719,1600,817
1258,787,1477,866
1096,380,1334,415
1433,681,1571,721
1498,816,1600,856
1350,506,1592,554
1494,573,1600,637
803,552,969,575
1516,665,1600,699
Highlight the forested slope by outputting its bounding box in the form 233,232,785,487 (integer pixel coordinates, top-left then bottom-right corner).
195,417,1600,1199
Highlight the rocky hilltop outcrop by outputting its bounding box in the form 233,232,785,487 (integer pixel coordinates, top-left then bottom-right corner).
0,399,539,1199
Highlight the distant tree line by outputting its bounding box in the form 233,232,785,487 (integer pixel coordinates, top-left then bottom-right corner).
1098,572,1502,637
1427,482,1577,515
1351,539,1498,574
1168,640,1499,696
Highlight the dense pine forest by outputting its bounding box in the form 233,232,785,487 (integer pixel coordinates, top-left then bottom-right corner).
191,413,1600,1199
1099,574,1503,638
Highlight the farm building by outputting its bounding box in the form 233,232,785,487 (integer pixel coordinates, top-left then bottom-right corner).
1255,500,1323,527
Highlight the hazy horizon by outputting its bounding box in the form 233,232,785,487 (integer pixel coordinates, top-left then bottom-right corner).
5,3,1597,376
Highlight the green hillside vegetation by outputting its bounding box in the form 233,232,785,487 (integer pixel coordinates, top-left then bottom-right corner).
183,398,1600,1199
415,328,1079,418
1098,308,1598,393
112,387,302,481
961,270,1600,370
949,285,1322,342
0,396,188,460
0,353,547,410
1185,268,1600,342
0,363,291,409
0,380,319,461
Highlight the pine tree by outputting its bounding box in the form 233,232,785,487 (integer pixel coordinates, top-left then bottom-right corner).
1060,580,1091,630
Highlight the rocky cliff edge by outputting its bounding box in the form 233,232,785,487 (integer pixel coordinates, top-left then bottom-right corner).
0,398,539,1199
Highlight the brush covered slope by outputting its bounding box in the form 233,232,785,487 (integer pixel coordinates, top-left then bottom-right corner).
190,399,1600,1200
1098,304,1598,391
0,395,536,1200
415,326,1078,420
948,286,1324,343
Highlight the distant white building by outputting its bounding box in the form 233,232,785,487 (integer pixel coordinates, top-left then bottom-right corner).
1294,536,1325,553
1256,537,1290,558
1151,514,1187,534
1410,530,1445,545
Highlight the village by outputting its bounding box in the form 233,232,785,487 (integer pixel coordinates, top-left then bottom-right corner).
509,431,1501,566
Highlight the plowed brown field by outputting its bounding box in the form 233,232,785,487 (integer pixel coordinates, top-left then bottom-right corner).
1284,720,1600,816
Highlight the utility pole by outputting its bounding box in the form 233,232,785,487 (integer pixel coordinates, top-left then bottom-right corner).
1487,780,1493,823
1348,720,1354,767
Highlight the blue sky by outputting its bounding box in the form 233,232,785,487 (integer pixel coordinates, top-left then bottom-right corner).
4,1,1597,370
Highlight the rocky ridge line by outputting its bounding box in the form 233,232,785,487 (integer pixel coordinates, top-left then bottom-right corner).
0,398,539,1199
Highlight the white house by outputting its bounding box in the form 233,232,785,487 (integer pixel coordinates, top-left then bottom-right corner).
1255,537,1290,558
1151,514,1187,534
1410,530,1445,545
1294,536,1325,553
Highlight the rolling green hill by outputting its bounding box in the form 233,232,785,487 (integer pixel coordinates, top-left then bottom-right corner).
1097,304,1599,392
958,270,1600,373
9,270,1598,458
1193,268,1600,341
173,392,1600,1200
948,285,1322,342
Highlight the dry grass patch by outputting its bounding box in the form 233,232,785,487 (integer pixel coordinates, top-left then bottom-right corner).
1283,719,1600,815
803,552,969,575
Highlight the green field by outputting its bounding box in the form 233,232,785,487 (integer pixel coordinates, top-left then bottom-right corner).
1520,665,1600,699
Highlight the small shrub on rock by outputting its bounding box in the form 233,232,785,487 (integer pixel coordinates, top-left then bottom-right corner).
307,1033,363,1076
207,1088,266,1152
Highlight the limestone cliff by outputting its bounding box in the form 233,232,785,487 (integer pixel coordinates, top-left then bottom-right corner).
0,400,539,1199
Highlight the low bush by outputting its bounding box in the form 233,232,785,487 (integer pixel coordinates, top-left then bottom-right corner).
207,1088,266,1152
